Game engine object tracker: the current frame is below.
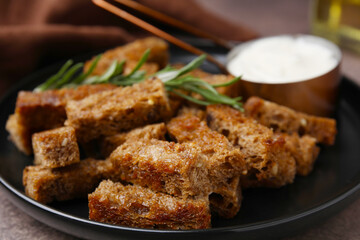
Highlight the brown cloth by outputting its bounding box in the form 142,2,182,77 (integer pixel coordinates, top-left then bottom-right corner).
0,0,258,94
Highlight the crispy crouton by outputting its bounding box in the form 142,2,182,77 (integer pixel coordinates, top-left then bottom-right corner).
5,114,31,155
167,113,244,218
23,158,114,204
206,105,296,188
65,79,171,142
244,96,337,145
100,123,167,157
6,84,117,155
209,176,242,219
282,133,320,176
167,113,245,177
110,139,211,197
32,126,80,168
84,37,169,76
177,106,206,120
88,180,211,229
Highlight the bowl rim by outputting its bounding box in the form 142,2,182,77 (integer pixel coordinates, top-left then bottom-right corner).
226,34,342,85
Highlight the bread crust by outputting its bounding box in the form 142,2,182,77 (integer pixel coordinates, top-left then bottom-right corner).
110,139,211,197
6,84,116,155
100,123,167,157
23,158,114,204
88,180,211,229
282,133,320,176
167,112,245,218
206,105,296,188
244,96,337,145
84,37,169,76
32,126,80,168
65,79,171,142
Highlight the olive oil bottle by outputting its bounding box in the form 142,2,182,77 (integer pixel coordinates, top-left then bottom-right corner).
311,0,360,54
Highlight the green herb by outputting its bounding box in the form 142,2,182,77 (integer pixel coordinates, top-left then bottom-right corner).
34,59,73,92
34,50,243,110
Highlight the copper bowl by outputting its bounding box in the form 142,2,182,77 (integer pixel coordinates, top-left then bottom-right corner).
226,35,342,117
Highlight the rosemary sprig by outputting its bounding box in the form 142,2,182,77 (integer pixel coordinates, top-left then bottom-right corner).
34,60,73,92
34,50,243,110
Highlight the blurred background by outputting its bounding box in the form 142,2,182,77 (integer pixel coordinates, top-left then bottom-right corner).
1,0,359,96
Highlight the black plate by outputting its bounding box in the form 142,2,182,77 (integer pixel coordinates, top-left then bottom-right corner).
1,46,360,240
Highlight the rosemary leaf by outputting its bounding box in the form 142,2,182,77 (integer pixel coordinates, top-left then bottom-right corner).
55,63,84,88
72,54,102,84
34,59,73,92
83,60,118,84
167,89,210,106
126,49,150,78
166,76,218,94
32,49,244,111
211,76,241,87
156,54,206,82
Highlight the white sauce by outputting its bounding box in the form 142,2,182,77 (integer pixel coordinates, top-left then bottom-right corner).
227,35,339,83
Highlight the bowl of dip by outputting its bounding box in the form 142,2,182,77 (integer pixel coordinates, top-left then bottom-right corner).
226,34,342,116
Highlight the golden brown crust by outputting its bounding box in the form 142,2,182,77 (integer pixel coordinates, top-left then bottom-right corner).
167,113,245,185
176,106,206,120
88,180,211,230
84,37,169,76
167,113,244,218
110,139,211,197
23,158,114,204
282,133,320,176
32,126,80,168
6,84,117,155
206,105,296,188
65,79,171,142
5,114,32,155
100,123,167,157
209,176,242,219
244,96,337,145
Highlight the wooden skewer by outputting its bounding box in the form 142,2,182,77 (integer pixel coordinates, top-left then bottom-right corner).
113,0,233,50
92,0,229,74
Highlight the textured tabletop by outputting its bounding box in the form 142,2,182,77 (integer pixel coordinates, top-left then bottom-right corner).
1,0,360,239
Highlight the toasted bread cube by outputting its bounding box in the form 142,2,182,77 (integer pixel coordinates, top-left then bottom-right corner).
88,180,211,229
6,84,116,155
84,37,169,76
177,106,206,120
209,175,242,219
100,123,166,157
32,126,80,168
5,114,31,155
167,113,244,218
244,96,337,145
206,105,296,188
167,113,245,178
110,139,211,197
65,79,171,142
23,158,114,204
283,134,320,176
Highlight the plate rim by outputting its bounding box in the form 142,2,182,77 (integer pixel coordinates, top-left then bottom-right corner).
1,53,360,237
1,172,360,234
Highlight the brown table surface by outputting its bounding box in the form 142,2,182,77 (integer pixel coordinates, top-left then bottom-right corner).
1,0,360,239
